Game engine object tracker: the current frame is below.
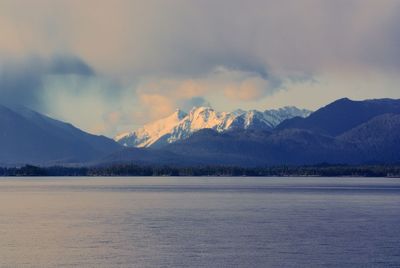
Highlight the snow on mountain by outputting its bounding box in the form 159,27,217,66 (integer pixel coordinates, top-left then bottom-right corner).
116,106,312,148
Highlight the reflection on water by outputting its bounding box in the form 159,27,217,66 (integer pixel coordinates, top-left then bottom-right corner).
0,177,400,267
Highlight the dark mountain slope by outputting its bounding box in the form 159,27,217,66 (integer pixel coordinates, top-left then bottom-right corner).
338,113,400,163
277,98,400,136
97,147,194,166
97,130,267,167
0,105,121,165
166,129,357,166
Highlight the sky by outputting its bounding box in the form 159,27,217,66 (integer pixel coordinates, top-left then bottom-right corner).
1,0,400,137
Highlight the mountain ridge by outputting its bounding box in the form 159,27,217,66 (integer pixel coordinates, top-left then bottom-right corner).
276,98,400,136
2,97,400,167
98,98,400,167
116,106,312,148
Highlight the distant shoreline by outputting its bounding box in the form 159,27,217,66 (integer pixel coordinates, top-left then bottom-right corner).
1,164,400,178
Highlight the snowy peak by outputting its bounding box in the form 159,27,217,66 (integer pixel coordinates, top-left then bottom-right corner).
263,106,312,127
115,109,188,147
116,106,312,148
188,107,227,131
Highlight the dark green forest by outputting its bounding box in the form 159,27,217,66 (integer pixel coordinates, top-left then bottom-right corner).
1,164,400,177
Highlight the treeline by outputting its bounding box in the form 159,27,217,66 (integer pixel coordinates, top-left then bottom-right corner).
1,164,400,177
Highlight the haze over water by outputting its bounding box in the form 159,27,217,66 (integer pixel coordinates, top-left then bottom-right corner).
1,177,400,267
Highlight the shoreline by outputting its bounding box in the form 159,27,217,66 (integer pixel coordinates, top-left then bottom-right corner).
1,164,400,178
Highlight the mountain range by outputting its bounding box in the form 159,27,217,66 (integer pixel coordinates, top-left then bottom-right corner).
1,98,400,167
115,106,312,147
103,98,400,166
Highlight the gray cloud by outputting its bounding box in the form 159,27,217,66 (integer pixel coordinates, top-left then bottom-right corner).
178,97,210,112
3,0,399,78
1,0,400,136
0,55,94,109
49,55,94,76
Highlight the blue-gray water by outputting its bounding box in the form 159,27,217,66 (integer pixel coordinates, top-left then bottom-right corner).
1,177,400,267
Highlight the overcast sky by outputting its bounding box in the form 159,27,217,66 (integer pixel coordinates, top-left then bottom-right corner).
1,0,400,136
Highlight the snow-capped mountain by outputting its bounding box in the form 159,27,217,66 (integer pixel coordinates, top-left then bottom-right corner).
116,106,312,148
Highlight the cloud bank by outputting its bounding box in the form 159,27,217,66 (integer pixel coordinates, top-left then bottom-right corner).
1,0,400,136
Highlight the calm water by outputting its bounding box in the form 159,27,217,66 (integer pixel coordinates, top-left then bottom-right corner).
0,177,400,267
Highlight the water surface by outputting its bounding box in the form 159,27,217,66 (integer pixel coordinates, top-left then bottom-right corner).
0,177,399,267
